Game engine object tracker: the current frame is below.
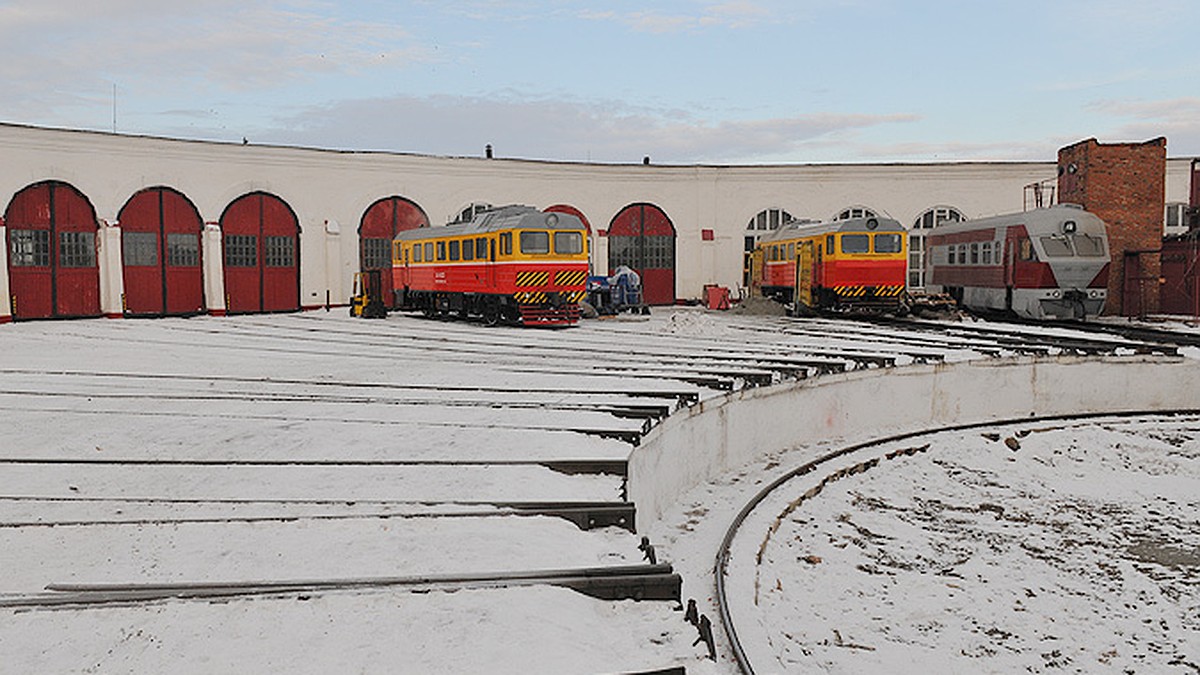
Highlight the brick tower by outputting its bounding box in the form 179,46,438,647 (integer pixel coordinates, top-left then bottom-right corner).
1057,138,1166,316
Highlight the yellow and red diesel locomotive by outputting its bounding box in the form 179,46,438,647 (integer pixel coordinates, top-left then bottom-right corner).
751,216,908,314
392,205,589,326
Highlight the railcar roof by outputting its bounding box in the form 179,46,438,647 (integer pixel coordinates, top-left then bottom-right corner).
759,216,904,243
927,204,1106,237
396,205,585,240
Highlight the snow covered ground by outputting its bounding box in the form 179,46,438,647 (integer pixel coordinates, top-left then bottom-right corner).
0,308,1195,673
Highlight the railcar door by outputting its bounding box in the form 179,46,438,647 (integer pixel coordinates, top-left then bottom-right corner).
795,241,814,307
1004,233,1015,310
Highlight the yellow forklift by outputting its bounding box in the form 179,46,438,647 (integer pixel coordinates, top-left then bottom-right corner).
349,269,388,318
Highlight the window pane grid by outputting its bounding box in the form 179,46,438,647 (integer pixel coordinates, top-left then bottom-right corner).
264,236,295,267
10,229,50,267
225,234,257,267
59,231,96,268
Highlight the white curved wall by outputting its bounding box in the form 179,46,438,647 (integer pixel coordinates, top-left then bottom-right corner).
628,356,1200,527
2,123,1195,321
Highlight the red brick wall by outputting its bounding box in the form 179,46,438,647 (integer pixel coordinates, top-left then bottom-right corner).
1057,138,1165,316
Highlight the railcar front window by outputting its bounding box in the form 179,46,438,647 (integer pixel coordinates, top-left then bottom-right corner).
1040,236,1074,257
1073,234,1106,257
520,231,550,254
873,233,902,253
841,234,870,254
553,231,583,255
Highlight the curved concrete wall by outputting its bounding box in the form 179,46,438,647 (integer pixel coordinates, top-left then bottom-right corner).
629,356,1200,527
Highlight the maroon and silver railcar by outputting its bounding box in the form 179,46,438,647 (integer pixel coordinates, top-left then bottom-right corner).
925,205,1109,319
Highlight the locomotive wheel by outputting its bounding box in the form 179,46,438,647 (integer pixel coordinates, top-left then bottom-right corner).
482,301,500,327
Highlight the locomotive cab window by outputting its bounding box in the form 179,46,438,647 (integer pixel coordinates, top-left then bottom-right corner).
873,233,902,253
554,231,583,255
520,231,550,255
1074,234,1105,257
841,234,870,254
1040,236,1074,257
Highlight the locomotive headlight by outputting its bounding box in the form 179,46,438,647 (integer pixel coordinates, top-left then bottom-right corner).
1051,290,1061,298
866,218,878,230
1061,220,1077,234
545,213,559,227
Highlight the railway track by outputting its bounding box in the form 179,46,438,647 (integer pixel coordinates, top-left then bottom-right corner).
0,562,681,610
714,410,1200,674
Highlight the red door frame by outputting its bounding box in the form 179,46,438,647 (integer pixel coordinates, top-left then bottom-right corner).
4,180,101,320
359,196,429,308
119,187,205,316
220,192,300,314
608,203,676,305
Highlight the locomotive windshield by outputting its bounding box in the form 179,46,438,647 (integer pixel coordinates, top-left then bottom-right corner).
520,231,550,254
1040,236,1074,257
554,231,584,255
874,233,902,253
841,234,870,253
1073,234,1106,256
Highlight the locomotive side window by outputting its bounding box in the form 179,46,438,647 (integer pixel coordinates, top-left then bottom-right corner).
874,233,902,253
826,235,835,253
787,243,795,259
476,237,488,260
424,242,433,262
1018,239,1035,261
437,241,446,261
1040,236,1073,257
841,234,870,254
462,239,474,261
449,240,460,261
957,244,967,263
520,231,550,254
947,245,956,264
554,231,583,255
500,233,513,256
969,243,979,264
982,242,992,265
412,243,422,262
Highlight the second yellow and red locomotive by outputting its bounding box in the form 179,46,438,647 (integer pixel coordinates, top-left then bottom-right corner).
750,216,908,314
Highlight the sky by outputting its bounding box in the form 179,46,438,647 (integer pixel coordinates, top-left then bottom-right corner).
2,0,1198,164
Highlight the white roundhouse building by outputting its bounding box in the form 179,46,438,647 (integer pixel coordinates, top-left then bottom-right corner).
0,122,1194,322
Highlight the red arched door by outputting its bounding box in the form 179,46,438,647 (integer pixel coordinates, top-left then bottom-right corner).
221,193,299,314
608,203,676,305
4,181,101,320
359,196,428,307
119,187,204,316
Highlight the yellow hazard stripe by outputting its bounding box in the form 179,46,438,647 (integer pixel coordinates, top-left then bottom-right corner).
515,271,550,287
554,270,588,286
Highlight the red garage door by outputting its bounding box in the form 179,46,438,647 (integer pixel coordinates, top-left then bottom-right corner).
4,181,101,320
119,187,204,316
221,193,299,314
359,196,428,308
608,203,676,305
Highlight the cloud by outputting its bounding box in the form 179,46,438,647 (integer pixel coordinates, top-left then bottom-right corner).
249,92,916,163
1087,97,1200,155
0,1,432,121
